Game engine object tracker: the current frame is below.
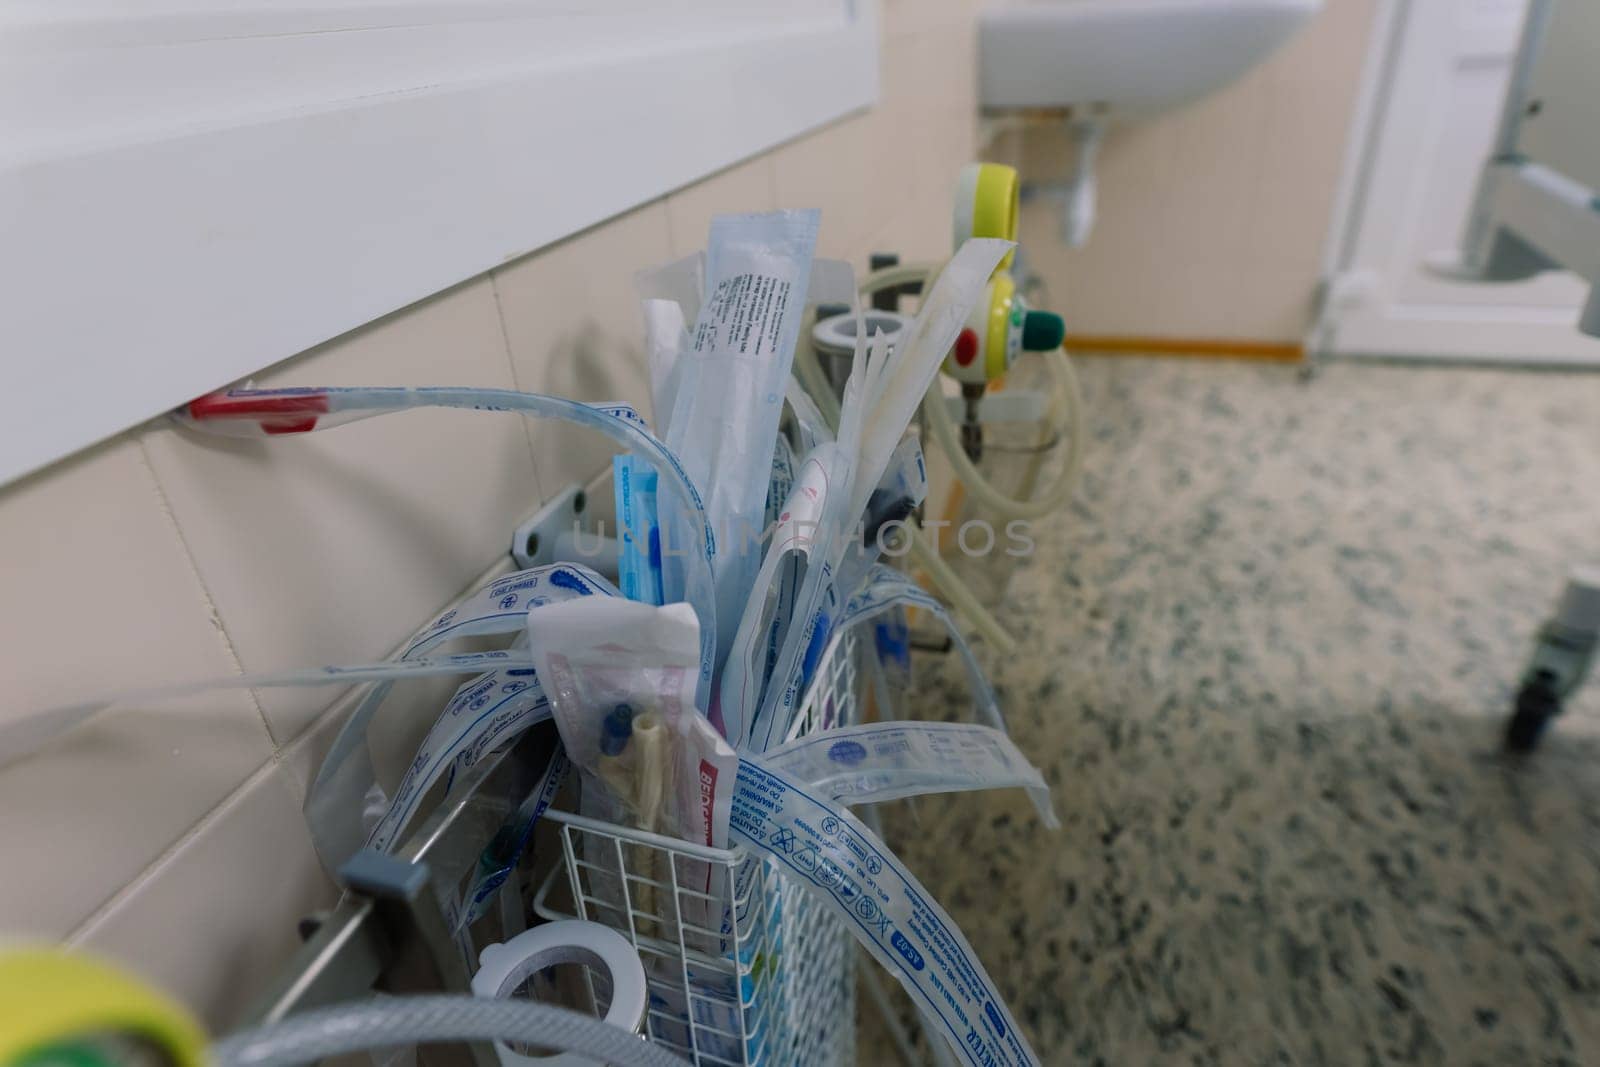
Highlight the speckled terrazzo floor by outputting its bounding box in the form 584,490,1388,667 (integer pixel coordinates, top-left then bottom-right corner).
858,356,1600,1066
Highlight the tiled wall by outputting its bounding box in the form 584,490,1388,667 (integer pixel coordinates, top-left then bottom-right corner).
994,0,1379,344
0,0,981,1031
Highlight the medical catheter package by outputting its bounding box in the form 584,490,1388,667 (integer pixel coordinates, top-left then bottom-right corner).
4,209,1065,1066
526,597,737,948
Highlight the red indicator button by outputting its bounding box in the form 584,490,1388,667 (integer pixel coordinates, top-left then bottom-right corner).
953,328,979,367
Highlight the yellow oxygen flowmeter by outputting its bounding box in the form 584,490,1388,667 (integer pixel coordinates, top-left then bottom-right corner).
0,949,207,1067
943,163,1065,387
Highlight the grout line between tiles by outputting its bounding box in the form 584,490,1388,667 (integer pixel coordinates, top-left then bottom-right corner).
134,437,278,748
65,755,287,945
66,547,523,944
662,193,686,265
275,548,520,799
486,271,547,505
761,153,782,216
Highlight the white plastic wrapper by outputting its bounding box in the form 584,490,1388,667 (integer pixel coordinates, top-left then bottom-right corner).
719,440,845,749
736,238,1017,755
762,721,1056,827
364,643,554,855
642,298,690,435
868,432,929,528
784,377,834,454
447,728,568,935
848,238,1014,521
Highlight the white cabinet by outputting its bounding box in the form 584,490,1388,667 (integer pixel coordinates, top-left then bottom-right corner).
0,1,878,485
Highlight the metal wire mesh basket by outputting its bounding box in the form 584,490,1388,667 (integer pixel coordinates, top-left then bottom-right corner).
534,633,860,1066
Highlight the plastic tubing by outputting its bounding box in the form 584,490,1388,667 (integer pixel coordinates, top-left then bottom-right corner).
792,308,844,431
212,997,687,1067
921,343,1085,520
859,262,943,295
903,531,1018,656
180,385,720,713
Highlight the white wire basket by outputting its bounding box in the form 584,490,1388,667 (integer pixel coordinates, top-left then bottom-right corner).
534,633,860,1066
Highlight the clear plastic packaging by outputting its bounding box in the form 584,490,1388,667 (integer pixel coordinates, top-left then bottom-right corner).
307,562,614,869
762,720,1056,827
614,453,664,605
659,211,820,677
526,598,738,949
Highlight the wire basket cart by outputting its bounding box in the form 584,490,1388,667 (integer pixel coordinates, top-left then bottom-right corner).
534,632,861,1066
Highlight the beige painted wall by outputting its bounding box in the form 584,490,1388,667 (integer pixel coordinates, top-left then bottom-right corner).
992,0,1378,344
0,0,986,1030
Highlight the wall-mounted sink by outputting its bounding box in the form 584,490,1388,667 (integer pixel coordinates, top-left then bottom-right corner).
980,0,1322,117
979,0,1322,245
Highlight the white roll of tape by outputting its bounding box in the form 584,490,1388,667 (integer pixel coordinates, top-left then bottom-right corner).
471,920,649,1067
810,308,913,358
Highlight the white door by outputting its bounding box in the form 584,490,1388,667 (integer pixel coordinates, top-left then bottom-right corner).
1313,0,1600,364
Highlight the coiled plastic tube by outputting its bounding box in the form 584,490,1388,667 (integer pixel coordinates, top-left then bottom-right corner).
212,997,687,1067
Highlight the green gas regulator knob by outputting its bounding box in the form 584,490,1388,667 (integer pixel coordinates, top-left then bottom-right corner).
943,275,1067,386
1021,308,1065,353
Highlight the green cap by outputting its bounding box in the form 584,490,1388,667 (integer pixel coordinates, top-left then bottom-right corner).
1021,309,1065,351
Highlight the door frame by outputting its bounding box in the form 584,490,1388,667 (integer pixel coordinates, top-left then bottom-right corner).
1308,0,1600,368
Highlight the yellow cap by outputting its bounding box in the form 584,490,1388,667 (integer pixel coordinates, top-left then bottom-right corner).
0,949,207,1067
984,273,1018,381
953,162,1020,271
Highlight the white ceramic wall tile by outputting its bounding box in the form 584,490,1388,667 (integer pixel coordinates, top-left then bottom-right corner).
1244,91,1340,278
1175,75,1273,242
909,23,979,120
0,438,275,935
866,173,964,265
772,113,879,263
72,763,336,1030
492,200,674,495
875,26,934,184
882,30,983,259
1229,257,1322,340
141,277,539,745
663,155,780,260
1024,119,1183,335
882,0,973,39
265,552,513,914
748,22,972,279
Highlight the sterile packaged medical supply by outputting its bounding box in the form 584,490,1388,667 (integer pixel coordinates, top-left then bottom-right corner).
762,720,1056,825
526,599,733,847
729,237,1017,756
526,598,737,947
729,750,1044,1066
661,210,819,673
614,453,664,606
